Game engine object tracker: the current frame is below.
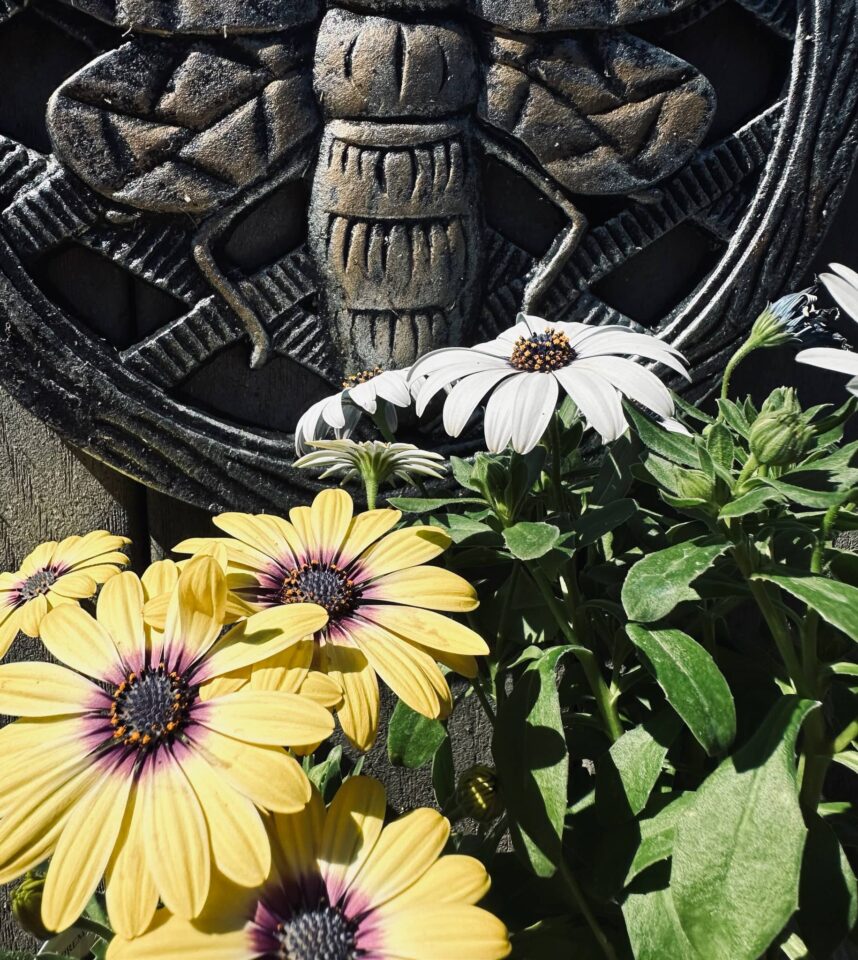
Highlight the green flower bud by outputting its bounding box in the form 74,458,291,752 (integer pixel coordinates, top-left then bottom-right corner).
750,407,814,467
12,872,52,941
675,469,716,502
456,765,504,823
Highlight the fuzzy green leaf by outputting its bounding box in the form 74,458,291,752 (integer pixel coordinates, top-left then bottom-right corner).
671,696,818,960
388,496,486,513
388,701,447,769
625,792,696,884
626,625,736,755
503,522,561,561
755,572,858,642
719,487,784,518
623,863,701,960
570,500,637,548
626,404,699,466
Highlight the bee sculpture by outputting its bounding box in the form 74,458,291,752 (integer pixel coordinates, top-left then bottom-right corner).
45,0,716,372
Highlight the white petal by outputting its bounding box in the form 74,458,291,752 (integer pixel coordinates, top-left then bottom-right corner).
415,357,508,415
796,347,858,377
483,374,527,452
554,366,626,442
373,371,412,407
410,348,488,378
821,272,858,324
321,393,348,429
574,331,689,379
442,369,516,437
294,398,328,455
510,372,559,454
346,380,378,414
849,377,858,396
575,356,674,419
829,262,858,289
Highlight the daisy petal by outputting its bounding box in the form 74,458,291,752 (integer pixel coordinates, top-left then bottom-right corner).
575,355,674,419
822,270,858,322
106,788,160,940
383,854,490,910
164,557,227,672
247,639,314,693
273,788,324,885
18,595,48,637
213,513,299,566
105,912,252,960
483,374,527,453
796,347,858,377
41,605,125,683
141,559,179,600
442,368,516,437
178,750,271,888
298,671,343,709
42,763,133,933
50,571,98,599
573,330,689,379
357,527,450,579
97,572,146,674
511,371,559,454
362,567,478,613
310,489,354,563
554,365,626,442
336,509,402,567
361,605,488,655
319,775,386,906
0,608,21,660
323,643,379,751
0,661,107,716
20,542,56,577
143,750,210,920
371,904,511,960
201,690,334,747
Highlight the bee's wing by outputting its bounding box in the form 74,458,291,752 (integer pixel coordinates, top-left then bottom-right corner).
47,35,320,215
468,0,700,30
477,32,716,195
55,0,319,33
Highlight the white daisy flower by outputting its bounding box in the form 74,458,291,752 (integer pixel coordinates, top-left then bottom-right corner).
797,263,858,394
409,315,689,454
294,439,446,486
294,368,414,455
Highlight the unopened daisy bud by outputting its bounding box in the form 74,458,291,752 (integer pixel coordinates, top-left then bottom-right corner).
675,468,716,502
750,403,814,467
456,764,504,823
748,290,817,350
12,872,52,941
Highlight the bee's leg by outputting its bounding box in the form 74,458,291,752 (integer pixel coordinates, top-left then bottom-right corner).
192,141,316,370
476,130,587,315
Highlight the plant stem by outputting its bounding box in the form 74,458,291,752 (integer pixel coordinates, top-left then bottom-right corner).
833,718,858,754
471,676,497,725
721,341,756,401
529,566,623,742
76,916,114,940
361,469,379,510
549,413,567,512
558,861,618,960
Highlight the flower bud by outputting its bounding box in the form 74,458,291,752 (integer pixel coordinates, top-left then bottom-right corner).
456,765,504,823
675,469,715,502
750,406,813,467
12,872,53,941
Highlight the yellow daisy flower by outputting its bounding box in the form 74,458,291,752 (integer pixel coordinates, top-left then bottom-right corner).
0,557,334,937
175,489,489,750
0,530,129,656
106,776,511,960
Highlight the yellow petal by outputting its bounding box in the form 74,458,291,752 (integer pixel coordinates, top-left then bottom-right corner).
0,661,106,715
214,513,304,567
372,904,511,960
142,592,169,633
248,639,314,693
42,764,132,933
174,536,272,572
433,650,479,679
319,776,386,905
143,751,210,919
96,572,147,671
164,557,227,669
298,671,344,710
364,566,479,613
381,855,490,910
201,604,328,681
20,541,57,576
55,531,130,570
192,727,311,813
349,621,451,720
310,489,354,563
41,605,125,683
0,607,21,659
362,604,489,656
272,787,324,884
288,505,314,555
50,571,98,599
178,751,271,888
105,787,159,939
18,595,48,637
352,808,449,909
323,643,379,751
357,527,451,579
201,690,334,747
106,912,252,960
337,508,402,567
141,559,179,601
198,669,250,702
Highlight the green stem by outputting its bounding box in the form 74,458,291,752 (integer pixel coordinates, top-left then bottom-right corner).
530,566,623,742
549,413,567,513
833,718,858,754
76,916,114,940
362,469,379,511
735,454,759,491
558,861,618,960
471,676,497,725
721,341,756,401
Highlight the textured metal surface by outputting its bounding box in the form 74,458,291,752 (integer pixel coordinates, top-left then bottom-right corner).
0,0,854,511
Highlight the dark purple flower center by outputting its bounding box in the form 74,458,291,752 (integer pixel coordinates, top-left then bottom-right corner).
109,665,194,751
19,568,58,602
281,562,360,622
509,328,575,372
274,905,356,960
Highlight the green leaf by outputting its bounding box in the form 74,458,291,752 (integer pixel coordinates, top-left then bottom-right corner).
625,792,696,884
797,813,858,958
626,626,736,756
493,648,571,876
597,709,681,822
762,479,850,510
755,572,858,642
307,746,345,803
388,496,486,513
719,486,784,518
716,399,751,437
626,403,699,466
593,435,639,504
430,513,495,544
705,422,735,471
388,700,447,769
671,696,818,960
623,863,701,960
503,522,561,561
833,751,858,774
569,500,637,549
622,540,729,622
432,733,456,810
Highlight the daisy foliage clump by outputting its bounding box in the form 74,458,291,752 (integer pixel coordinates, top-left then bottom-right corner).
5,286,858,960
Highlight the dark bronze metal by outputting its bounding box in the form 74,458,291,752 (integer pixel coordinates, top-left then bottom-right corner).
0,0,854,511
